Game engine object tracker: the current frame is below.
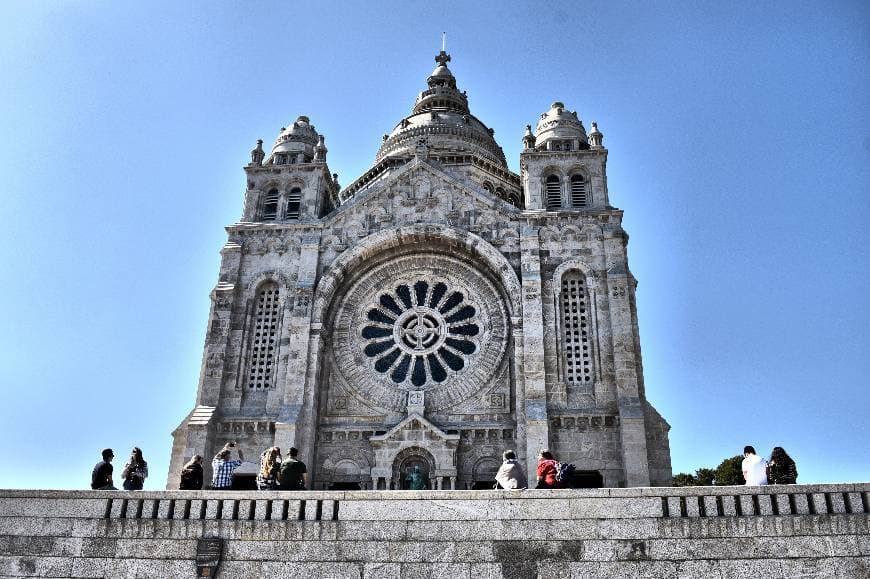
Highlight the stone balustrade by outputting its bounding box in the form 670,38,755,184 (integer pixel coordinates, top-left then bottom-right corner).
0,484,867,578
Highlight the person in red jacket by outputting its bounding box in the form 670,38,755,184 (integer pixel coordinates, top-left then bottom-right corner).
535,449,558,489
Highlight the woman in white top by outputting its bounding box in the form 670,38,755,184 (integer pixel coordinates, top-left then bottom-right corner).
495,450,527,489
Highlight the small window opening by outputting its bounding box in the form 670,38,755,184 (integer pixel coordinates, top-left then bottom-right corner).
262,189,279,221
570,175,588,208
545,175,561,210
285,188,301,220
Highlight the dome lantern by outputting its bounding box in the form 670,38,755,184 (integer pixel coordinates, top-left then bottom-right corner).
375,51,506,167
534,101,589,152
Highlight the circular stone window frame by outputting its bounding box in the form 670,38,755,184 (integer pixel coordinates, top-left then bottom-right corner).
332,254,509,413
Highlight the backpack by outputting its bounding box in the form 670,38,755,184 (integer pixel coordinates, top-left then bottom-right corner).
554,462,576,487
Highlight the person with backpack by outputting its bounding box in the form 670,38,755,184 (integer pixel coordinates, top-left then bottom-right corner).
535,449,559,489
178,455,203,490
121,447,148,490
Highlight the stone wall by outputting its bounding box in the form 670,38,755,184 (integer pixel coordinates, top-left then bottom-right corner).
1,484,868,578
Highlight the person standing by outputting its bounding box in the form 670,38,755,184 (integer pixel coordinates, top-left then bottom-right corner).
766,447,798,484
278,447,307,490
91,448,116,490
535,449,558,489
256,447,282,490
211,442,244,490
741,445,768,486
495,450,527,490
179,455,204,490
121,447,148,490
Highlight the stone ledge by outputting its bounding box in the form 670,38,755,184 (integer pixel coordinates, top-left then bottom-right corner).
1,482,867,500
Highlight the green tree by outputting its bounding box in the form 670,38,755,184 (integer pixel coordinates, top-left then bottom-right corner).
695,468,716,486
671,473,696,487
671,455,746,486
713,455,744,486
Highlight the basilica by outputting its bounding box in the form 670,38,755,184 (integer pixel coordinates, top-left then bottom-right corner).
168,51,672,490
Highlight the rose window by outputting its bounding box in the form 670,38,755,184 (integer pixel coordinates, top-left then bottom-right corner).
361,280,480,387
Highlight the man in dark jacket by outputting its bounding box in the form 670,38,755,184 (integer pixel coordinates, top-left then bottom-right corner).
91,448,116,490
278,447,307,490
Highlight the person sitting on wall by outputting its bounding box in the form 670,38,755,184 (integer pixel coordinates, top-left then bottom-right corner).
535,449,558,489
121,447,148,491
741,445,768,486
179,455,203,490
211,442,244,490
495,450,527,489
278,447,307,490
91,448,116,490
256,447,282,490
766,446,798,485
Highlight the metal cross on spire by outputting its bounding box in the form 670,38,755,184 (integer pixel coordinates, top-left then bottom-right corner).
434,32,451,66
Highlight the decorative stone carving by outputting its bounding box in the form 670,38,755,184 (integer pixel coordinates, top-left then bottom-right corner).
333,254,508,412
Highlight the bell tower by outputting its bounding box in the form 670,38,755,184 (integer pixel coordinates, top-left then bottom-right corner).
520,102,608,211
242,116,340,224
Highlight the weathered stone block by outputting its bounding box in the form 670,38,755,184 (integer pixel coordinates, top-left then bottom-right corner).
71,557,111,578
720,495,737,517
738,495,755,516
363,562,402,579
812,493,829,514
846,492,865,514
774,493,791,515
792,493,810,514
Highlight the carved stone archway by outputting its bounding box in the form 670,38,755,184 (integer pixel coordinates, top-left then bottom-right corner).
368,413,459,489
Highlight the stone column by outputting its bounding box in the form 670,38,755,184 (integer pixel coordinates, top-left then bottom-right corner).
276,234,322,474
519,226,550,488
449,476,456,490
605,236,651,487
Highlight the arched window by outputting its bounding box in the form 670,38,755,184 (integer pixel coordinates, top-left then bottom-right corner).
495,187,506,201
545,175,561,210
508,191,521,208
561,271,593,385
262,189,279,221
248,283,279,389
570,174,588,208
285,187,301,220
482,182,494,196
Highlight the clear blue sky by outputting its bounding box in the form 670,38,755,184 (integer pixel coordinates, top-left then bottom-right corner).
1,2,867,490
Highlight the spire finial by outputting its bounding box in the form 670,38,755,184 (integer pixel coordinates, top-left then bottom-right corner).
435,49,451,67
435,33,451,67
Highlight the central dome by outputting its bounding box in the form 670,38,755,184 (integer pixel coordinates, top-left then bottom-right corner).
375,51,507,167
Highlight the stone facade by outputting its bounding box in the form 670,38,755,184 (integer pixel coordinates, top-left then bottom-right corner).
169,50,672,490
0,485,868,578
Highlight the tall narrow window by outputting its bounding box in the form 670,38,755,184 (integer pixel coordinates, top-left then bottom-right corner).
262,189,279,221
570,174,588,208
545,175,561,209
285,187,301,220
248,283,279,389
561,271,593,385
